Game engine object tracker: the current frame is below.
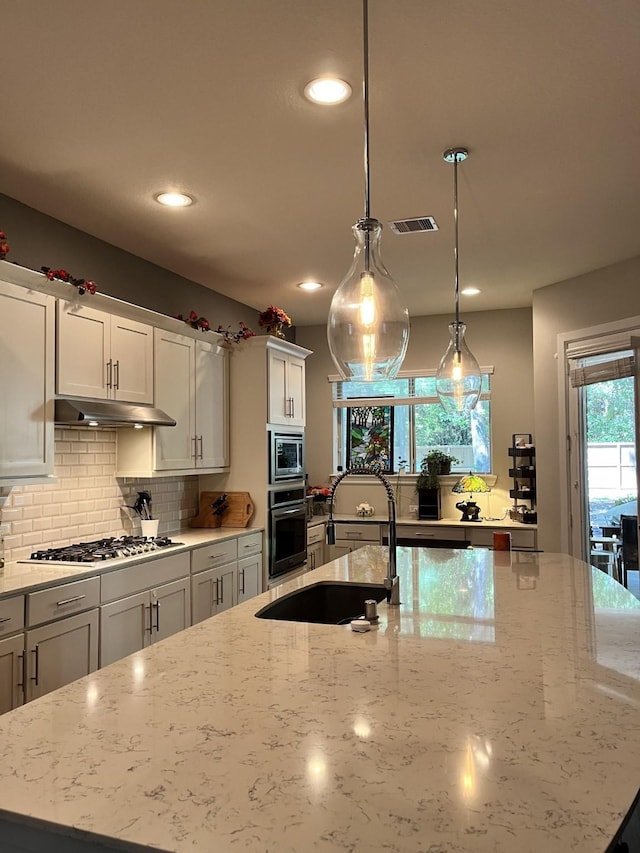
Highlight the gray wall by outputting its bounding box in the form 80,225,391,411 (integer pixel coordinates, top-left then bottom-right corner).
532,254,640,553
297,307,534,518
0,193,256,331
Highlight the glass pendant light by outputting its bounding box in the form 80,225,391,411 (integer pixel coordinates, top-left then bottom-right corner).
436,147,482,413
327,0,409,381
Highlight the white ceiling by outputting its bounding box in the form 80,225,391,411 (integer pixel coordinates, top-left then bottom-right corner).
1,0,640,327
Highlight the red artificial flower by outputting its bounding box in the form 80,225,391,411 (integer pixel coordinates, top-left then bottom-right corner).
258,305,292,328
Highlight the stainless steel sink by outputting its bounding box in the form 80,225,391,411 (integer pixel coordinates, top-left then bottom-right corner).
255,581,388,625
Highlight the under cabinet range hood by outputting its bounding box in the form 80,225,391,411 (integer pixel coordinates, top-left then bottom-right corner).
54,397,177,428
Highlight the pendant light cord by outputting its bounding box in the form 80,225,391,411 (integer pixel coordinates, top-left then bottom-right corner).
362,0,370,222
453,152,460,331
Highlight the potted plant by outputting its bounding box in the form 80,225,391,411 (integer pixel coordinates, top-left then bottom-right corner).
415,451,460,519
417,450,460,487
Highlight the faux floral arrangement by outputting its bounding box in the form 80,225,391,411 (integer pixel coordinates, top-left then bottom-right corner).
176,310,211,331
0,230,10,260
175,312,256,343
215,322,256,344
307,485,331,501
258,305,292,337
41,266,97,295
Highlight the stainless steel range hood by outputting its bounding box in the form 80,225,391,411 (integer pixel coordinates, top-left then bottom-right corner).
54,397,177,428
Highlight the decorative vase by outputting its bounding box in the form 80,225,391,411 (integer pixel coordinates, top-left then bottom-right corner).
268,324,286,339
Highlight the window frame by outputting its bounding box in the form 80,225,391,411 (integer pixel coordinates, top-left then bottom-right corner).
330,367,493,475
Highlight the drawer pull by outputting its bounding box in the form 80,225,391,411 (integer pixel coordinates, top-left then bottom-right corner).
31,646,39,685
56,594,86,607
209,552,228,560
0,616,12,623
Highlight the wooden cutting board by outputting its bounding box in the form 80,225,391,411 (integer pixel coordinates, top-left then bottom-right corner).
189,491,255,528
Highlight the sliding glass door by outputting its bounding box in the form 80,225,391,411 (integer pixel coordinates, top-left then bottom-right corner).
566,340,639,592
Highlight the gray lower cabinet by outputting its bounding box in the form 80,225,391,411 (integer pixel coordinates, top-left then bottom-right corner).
0,594,25,713
329,523,382,560
22,576,100,703
237,554,261,603
306,523,325,571
0,634,25,714
100,552,191,667
25,609,99,702
191,564,236,623
307,541,324,570
191,532,263,622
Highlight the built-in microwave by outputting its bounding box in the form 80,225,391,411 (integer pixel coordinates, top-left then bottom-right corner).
270,431,304,483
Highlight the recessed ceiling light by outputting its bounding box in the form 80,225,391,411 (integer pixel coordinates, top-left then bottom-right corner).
461,287,481,296
304,78,352,105
298,280,324,291
155,192,194,208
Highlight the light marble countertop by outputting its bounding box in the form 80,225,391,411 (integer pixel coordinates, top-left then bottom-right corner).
0,527,264,598
332,513,538,529
0,546,638,852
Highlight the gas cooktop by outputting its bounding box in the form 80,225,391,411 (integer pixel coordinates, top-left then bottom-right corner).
20,535,183,567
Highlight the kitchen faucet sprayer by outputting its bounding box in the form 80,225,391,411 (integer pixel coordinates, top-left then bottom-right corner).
326,466,399,605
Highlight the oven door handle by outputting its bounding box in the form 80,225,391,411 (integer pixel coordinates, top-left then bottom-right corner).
274,507,304,516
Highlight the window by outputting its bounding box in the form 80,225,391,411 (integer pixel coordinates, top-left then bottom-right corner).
332,372,492,473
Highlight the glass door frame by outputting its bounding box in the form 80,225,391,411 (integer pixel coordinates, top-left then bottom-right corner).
558,316,640,561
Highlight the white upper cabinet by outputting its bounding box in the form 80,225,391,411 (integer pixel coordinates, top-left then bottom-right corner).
57,302,153,404
116,329,229,476
268,347,306,427
153,329,195,470
0,280,55,480
195,339,229,469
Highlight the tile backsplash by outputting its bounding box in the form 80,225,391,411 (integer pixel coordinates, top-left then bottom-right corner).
0,428,199,562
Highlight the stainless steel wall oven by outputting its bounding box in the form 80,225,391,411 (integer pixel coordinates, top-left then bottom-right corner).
269,486,307,578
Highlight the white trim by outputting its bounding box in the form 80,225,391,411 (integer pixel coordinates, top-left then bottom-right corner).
327,365,495,383
333,392,491,408
557,315,640,557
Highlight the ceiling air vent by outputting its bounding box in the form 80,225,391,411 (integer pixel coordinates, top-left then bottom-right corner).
388,216,438,235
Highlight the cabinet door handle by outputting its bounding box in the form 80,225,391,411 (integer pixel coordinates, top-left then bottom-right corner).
56,594,86,607
106,359,113,389
17,652,25,690
153,601,160,632
239,570,245,596
219,576,224,604
30,646,39,685
290,397,295,418
0,616,12,623
145,604,153,634
191,435,197,459
113,360,120,390
198,435,203,459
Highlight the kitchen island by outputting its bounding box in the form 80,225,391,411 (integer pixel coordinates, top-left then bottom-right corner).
0,545,638,852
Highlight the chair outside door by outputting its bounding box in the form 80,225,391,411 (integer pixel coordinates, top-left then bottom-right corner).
619,514,638,589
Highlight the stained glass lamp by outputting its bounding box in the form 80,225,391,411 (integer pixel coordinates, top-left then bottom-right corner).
451,472,491,522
